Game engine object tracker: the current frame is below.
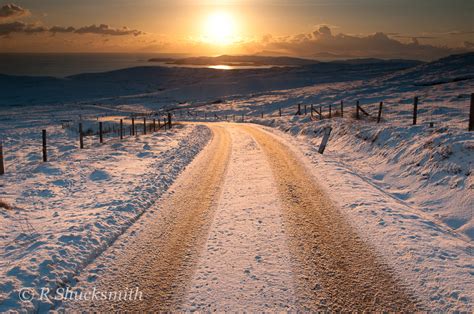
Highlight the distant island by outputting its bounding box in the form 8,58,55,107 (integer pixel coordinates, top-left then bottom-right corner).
148,55,321,67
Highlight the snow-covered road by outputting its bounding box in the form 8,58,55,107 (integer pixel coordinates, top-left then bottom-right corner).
63,123,422,311
181,125,296,311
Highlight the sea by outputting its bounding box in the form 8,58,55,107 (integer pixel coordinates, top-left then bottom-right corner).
0,53,275,78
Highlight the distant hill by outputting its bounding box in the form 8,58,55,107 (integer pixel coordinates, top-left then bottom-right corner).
149,55,320,66
0,55,431,106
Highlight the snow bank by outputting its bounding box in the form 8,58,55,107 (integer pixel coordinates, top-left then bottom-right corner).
0,106,211,311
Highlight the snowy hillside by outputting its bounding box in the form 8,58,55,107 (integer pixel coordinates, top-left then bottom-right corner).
0,59,420,106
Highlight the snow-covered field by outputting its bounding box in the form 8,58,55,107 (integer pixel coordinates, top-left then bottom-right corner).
0,105,210,311
0,52,472,311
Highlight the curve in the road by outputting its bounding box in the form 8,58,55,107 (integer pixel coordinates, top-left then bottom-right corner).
65,123,421,311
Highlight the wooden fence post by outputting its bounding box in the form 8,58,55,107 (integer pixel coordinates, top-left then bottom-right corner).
329,104,332,118
143,118,147,135
79,123,84,149
163,118,167,130
131,118,135,136
469,93,473,131
153,119,156,132
319,105,322,120
413,96,418,125
377,102,383,123
120,119,123,139
297,104,301,115
279,108,282,117
318,127,332,154
158,119,161,129
261,111,263,118
304,105,307,115
168,113,172,129
311,104,314,118
356,101,360,120
42,129,47,162
341,100,344,117
0,141,4,175
99,122,103,143
242,113,245,122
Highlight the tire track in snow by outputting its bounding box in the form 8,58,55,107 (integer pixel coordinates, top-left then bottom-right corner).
64,124,231,311
243,124,422,311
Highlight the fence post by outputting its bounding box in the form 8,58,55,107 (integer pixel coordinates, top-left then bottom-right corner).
469,93,473,131
279,108,282,117
79,123,84,149
143,118,147,135
99,122,103,143
42,129,47,162
319,105,322,120
304,105,307,115
311,104,314,118
153,119,156,132
120,119,123,139
356,101,360,120
131,118,135,136
0,141,4,175
297,104,301,115
261,111,263,118
163,118,167,130
329,104,332,118
318,127,332,154
158,119,161,129
168,113,172,129
377,102,383,123
413,96,418,125
341,100,344,117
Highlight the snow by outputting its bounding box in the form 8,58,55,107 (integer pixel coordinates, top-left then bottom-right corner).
0,52,472,311
178,52,473,310
257,125,473,311
0,105,211,311
201,53,474,241
181,125,296,311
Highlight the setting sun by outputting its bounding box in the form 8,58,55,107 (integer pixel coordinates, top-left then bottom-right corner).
203,11,238,45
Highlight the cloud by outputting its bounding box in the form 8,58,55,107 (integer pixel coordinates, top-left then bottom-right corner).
0,4,144,37
74,24,144,36
251,26,468,61
0,21,46,36
0,22,144,37
0,3,30,22
49,25,76,33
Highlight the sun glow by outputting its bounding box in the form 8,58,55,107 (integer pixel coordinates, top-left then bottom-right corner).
203,11,238,45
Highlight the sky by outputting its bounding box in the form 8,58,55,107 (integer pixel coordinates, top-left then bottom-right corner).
0,0,473,60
